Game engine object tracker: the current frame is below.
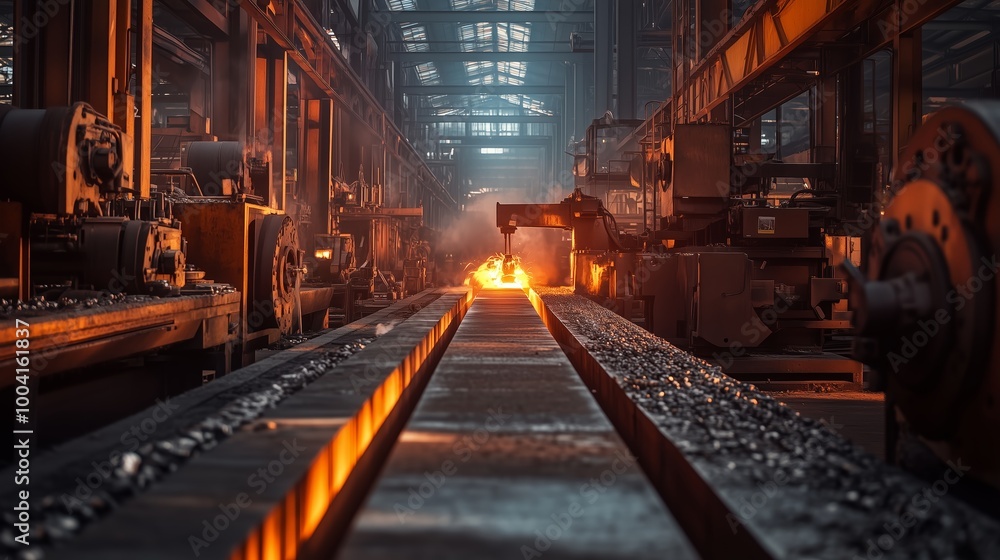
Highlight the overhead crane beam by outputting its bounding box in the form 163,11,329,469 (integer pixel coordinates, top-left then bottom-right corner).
674,0,964,124
158,0,229,38
413,115,558,123
385,10,593,23
676,0,858,123
401,85,564,95
395,51,589,62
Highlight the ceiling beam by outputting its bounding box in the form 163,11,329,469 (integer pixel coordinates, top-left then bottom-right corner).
401,85,564,95
394,51,588,62
385,10,592,23
438,136,553,146
412,115,558,123
158,0,228,37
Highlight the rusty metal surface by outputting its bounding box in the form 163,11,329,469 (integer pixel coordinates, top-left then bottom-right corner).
721,353,863,385
299,286,336,316
531,288,1000,559
337,288,697,560
0,293,240,388
47,288,473,560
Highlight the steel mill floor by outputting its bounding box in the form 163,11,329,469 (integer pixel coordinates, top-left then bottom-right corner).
9,287,1000,560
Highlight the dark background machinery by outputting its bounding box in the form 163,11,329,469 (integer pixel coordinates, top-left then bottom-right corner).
846,102,1000,503
499,118,857,384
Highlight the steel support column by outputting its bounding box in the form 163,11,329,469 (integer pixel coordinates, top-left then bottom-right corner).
254,47,287,210
616,0,637,119
815,74,839,165
595,0,613,118
300,98,335,241
134,0,153,199
892,29,922,163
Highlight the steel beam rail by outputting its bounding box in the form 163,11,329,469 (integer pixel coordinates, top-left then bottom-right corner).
394,51,590,62
0,293,240,388
400,85,565,95
412,114,559,123
676,0,857,123
384,10,593,23
674,0,965,124
238,0,458,213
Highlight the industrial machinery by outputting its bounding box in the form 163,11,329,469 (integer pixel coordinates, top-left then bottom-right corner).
844,101,1000,493
0,103,186,299
151,140,306,362
499,119,859,381
572,115,647,235
312,233,356,284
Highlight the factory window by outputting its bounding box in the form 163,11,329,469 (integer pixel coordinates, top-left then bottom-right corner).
778,93,811,160
731,0,755,24
471,122,519,136
433,122,465,136
0,7,11,104
922,0,1000,114
414,62,441,85
327,30,343,55
387,0,417,10
399,24,429,52
452,0,534,9
759,110,777,154
500,94,552,116
756,93,812,160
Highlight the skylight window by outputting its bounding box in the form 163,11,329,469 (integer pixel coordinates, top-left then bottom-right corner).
414,62,441,85
501,94,553,116
399,23,428,52
503,0,536,10
387,0,417,10
457,21,532,83
450,0,494,9
451,0,535,9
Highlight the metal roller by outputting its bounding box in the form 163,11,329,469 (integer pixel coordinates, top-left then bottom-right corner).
845,102,1000,486
33,217,186,295
0,102,129,215
253,214,302,334
186,141,247,196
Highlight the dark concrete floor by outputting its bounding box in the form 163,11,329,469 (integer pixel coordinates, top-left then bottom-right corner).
770,390,886,460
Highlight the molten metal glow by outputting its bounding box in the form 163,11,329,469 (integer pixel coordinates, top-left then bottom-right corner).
466,254,531,289
588,263,608,293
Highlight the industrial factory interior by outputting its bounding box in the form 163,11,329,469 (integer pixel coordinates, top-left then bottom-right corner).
4,0,1000,558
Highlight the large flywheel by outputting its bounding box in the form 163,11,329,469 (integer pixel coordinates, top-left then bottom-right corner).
845,102,1000,483
253,214,301,335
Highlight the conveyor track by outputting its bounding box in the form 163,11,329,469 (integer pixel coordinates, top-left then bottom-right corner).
15,287,1000,560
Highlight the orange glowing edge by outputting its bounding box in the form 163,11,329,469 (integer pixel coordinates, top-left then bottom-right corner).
465,254,531,289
